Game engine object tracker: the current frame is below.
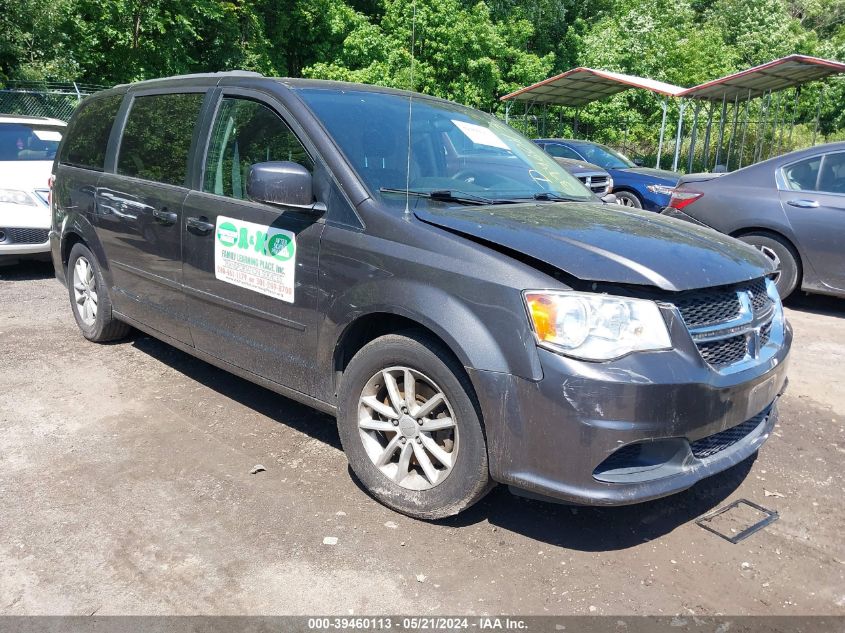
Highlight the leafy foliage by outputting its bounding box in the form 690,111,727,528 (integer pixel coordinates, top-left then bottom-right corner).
1,0,843,149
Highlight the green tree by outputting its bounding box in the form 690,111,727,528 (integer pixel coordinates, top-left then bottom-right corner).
303,0,554,110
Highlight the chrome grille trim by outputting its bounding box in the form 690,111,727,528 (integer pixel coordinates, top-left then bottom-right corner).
670,277,783,373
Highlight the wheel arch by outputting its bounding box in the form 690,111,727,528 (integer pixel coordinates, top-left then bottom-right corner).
59,214,111,281
332,313,468,390
322,282,540,406
730,227,805,287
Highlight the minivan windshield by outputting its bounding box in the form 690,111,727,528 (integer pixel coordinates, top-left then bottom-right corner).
297,88,593,208
0,122,63,161
570,141,635,170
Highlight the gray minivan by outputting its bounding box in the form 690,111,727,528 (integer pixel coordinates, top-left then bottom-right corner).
51,72,790,519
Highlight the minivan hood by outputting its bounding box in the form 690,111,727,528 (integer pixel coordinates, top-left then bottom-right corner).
415,202,771,291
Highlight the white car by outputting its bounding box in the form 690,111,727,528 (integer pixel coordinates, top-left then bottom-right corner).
0,115,66,264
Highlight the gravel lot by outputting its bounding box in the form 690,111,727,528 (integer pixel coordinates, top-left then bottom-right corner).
1,261,843,616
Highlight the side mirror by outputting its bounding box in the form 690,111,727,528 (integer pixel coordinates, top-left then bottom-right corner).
633,158,644,167
601,193,618,204
247,161,316,209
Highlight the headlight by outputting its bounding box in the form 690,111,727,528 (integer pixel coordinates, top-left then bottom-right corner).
646,184,675,196
0,188,37,206
524,291,672,361
605,177,614,193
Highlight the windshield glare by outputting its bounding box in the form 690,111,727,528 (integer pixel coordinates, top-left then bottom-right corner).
297,88,593,207
0,123,63,161
574,142,635,170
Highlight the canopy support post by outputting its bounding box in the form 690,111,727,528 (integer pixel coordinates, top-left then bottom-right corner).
714,93,728,170
655,98,669,169
787,87,799,149
754,90,771,164
573,108,580,138
812,84,825,145
702,102,715,171
671,100,687,173
504,100,512,124
687,101,702,173
768,91,782,159
737,90,751,169
726,94,739,171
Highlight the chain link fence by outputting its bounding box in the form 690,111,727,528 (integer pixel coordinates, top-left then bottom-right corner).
0,81,110,121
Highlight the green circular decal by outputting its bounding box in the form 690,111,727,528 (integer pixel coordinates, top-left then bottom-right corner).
217,222,238,247
267,233,294,261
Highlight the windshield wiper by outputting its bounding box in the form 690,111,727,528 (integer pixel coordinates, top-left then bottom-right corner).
529,192,584,202
379,187,514,206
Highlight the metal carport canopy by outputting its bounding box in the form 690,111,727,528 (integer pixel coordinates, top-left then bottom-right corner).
499,67,685,106
680,55,845,101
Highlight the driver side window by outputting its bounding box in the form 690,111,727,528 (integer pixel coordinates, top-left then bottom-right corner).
545,144,581,160
203,97,313,200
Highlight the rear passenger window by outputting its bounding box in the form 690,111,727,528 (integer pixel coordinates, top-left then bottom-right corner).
818,152,845,194
203,98,313,200
117,93,204,186
59,94,123,170
782,156,821,191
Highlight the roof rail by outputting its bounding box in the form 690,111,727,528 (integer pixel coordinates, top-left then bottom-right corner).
116,70,263,89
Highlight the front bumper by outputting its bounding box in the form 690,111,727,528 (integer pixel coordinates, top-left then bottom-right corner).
470,321,791,505
0,202,51,257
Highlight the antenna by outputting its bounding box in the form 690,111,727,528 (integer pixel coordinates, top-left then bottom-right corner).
404,0,417,216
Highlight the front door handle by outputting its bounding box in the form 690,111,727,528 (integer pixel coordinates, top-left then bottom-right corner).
152,207,178,225
186,216,215,234
787,199,819,208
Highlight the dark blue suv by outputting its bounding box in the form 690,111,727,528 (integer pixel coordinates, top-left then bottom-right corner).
535,138,680,211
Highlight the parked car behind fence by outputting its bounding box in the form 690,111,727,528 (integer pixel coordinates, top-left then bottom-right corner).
663,141,845,300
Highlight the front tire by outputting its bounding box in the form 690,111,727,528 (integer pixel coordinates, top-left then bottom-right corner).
337,331,491,519
67,242,130,342
737,232,800,299
615,190,642,208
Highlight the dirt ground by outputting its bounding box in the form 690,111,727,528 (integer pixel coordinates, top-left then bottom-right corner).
1,260,843,616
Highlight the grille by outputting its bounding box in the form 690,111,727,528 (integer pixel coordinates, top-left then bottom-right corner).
749,277,772,313
690,408,770,459
760,321,773,346
0,227,49,244
697,334,748,367
578,174,609,194
671,278,777,371
674,289,742,328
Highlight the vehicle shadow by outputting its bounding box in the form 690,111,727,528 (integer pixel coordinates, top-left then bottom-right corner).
438,456,754,551
129,332,342,451
128,330,752,552
784,292,845,317
0,260,54,281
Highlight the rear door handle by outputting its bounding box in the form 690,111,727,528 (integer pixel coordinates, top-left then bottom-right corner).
787,199,819,208
152,207,178,225
186,216,215,234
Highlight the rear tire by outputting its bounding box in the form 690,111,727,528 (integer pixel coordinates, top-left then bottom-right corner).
615,190,642,209
737,232,800,299
67,242,130,343
337,331,492,519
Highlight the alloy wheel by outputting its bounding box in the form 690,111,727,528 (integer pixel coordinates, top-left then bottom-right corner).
358,366,458,491
72,256,98,326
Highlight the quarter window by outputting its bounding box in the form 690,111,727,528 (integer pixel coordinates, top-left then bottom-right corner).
59,94,123,170
203,98,313,200
117,93,204,186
